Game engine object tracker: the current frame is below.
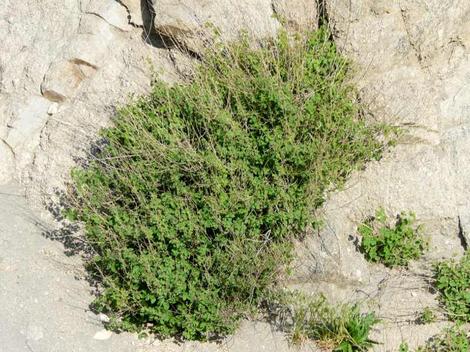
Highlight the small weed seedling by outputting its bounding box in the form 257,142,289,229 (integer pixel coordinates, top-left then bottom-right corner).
359,208,427,268
399,342,410,352
418,307,436,324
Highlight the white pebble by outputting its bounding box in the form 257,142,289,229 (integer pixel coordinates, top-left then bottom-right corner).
98,313,110,323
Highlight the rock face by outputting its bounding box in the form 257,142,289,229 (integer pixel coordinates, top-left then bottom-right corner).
40,0,133,102
148,0,318,53
0,0,317,193
149,0,280,53
290,0,470,349
272,0,318,31
0,0,180,192
2,0,470,350
306,0,470,280
1,0,79,183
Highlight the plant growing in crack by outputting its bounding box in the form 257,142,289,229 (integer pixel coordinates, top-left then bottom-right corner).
418,307,437,324
359,208,427,268
434,251,470,322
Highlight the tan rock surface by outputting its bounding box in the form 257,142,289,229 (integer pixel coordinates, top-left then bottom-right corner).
2,0,470,350
292,1,470,350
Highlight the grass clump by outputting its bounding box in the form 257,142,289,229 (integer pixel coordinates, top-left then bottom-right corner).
272,292,378,351
67,27,383,340
435,252,470,322
359,208,427,268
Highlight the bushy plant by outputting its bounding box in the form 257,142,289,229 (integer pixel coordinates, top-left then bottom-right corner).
68,27,383,339
435,252,470,322
359,208,427,267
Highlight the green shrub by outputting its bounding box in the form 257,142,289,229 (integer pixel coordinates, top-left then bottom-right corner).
359,208,427,268
435,252,470,322
68,27,383,340
273,292,378,351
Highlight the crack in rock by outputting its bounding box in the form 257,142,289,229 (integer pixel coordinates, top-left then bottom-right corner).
84,11,130,32
115,0,144,28
400,7,428,72
458,215,470,250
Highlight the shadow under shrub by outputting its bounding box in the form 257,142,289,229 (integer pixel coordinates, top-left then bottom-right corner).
67,27,384,340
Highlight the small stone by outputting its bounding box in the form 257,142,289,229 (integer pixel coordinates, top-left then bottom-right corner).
93,329,113,340
410,291,417,297
98,313,110,323
47,103,59,115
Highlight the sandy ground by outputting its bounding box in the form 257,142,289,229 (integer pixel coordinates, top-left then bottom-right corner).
0,183,154,351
